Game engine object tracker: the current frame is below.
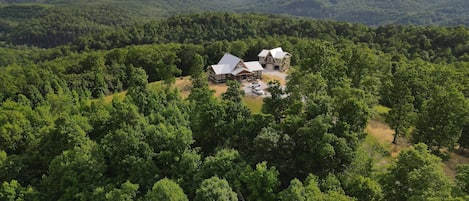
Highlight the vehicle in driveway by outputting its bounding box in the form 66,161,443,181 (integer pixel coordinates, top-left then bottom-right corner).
252,87,265,95
250,82,261,88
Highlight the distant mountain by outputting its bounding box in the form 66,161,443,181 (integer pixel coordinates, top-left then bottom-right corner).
245,0,469,26
1,0,469,26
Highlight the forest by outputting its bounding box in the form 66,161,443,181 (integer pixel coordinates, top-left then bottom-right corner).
0,6,468,201
2,0,469,26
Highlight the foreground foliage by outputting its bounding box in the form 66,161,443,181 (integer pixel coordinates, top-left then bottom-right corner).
0,12,468,200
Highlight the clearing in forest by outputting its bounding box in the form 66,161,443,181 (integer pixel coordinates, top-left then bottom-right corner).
365,107,469,179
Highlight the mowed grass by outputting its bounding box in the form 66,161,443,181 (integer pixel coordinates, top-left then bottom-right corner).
243,96,263,114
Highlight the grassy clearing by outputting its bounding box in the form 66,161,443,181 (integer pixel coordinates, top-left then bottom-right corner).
373,105,391,115
262,74,286,85
356,134,393,175
365,105,469,179
243,96,263,114
443,150,469,179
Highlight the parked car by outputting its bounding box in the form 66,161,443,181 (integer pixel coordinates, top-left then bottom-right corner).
250,82,261,88
252,87,265,95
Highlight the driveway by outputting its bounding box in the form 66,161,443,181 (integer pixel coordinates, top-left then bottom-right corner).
263,69,287,82
242,70,288,97
242,80,269,97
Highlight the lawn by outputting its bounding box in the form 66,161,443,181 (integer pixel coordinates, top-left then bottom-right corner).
243,96,263,114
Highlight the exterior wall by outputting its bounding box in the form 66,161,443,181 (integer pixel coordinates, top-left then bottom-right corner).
258,50,292,72
209,69,216,82
253,70,262,79
259,57,266,64
209,69,229,83
280,56,291,71
211,71,262,83
266,55,275,65
260,54,290,71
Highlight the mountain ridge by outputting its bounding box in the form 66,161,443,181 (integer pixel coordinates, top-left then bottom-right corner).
1,0,469,26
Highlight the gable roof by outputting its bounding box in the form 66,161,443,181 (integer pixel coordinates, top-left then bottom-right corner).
231,67,252,76
258,50,270,57
211,64,232,75
218,53,242,68
211,53,263,76
257,47,290,59
244,61,264,71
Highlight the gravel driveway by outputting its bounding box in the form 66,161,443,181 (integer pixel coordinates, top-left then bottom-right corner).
242,70,287,97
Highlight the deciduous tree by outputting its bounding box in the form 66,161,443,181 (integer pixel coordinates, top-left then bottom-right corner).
195,176,238,201
143,178,188,201
413,86,468,150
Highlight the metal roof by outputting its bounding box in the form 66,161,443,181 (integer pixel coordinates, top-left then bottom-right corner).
211,53,263,75
257,47,290,59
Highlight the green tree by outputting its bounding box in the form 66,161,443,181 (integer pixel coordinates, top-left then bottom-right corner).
80,55,108,97
303,174,323,200
320,173,344,194
289,116,356,177
385,67,416,144
38,115,90,169
241,162,280,201
126,67,150,115
143,178,188,201
279,174,338,201
455,164,469,196
0,180,39,201
381,143,453,201
230,40,248,58
459,124,469,149
412,86,468,150
342,175,383,201
0,100,34,154
101,124,156,190
222,80,243,103
190,53,205,78
251,127,294,171
279,179,307,201
41,140,106,201
188,79,226,155
197,149,248,192
104,181,139,201
262,80,287,123
195,176,238,201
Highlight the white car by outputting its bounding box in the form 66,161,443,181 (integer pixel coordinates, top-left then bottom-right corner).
250,82,261,88
252,87,265,95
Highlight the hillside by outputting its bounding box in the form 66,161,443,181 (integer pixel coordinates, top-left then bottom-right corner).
1,0,469,26
0,10,468,200
245,0,469,26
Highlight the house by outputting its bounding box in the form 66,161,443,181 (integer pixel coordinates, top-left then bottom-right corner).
258,47,291,71
209,53,264,83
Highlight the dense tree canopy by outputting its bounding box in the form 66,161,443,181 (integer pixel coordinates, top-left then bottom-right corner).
0,10,467,201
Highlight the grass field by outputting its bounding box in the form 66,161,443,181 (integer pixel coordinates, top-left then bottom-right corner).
365,105,469,179
243,96,263,114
